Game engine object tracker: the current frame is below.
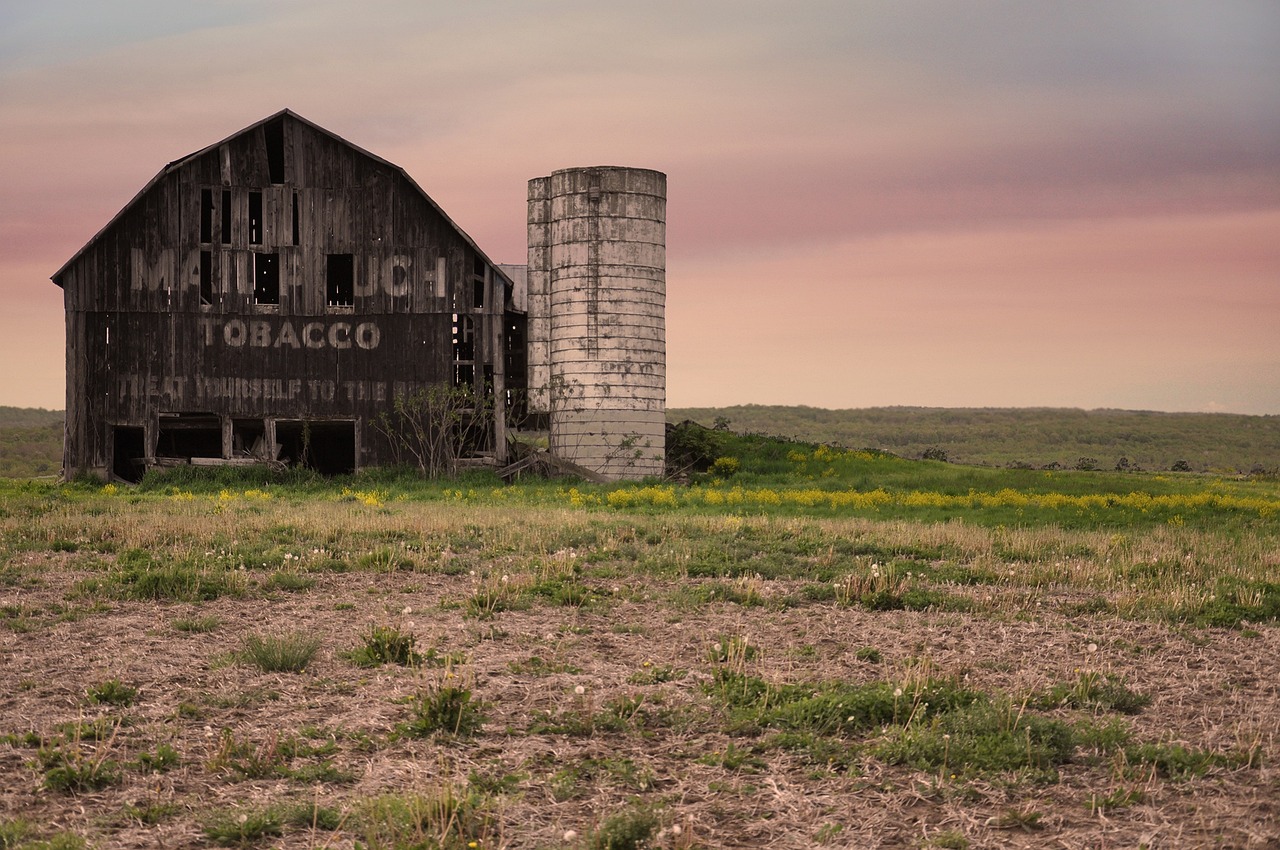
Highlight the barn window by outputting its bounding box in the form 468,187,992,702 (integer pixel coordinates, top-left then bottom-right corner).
254,253,279,305
221,190,231,244
264,117,285,184
452,312,474,387
326,254,354,307
200,189,213,243
248,192,263,244
199,250,213,306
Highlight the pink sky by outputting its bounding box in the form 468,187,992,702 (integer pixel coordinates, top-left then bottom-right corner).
2,0,1278,413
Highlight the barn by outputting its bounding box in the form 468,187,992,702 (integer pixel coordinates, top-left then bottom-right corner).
52,110,666,482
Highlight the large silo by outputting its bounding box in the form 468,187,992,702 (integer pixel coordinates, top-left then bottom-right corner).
527,167,666,480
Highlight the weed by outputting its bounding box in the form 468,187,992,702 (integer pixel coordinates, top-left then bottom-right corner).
356,785,493,849
202,807,283,847
239,631,321,673
85,678,137,707
510,655,582,676
1123,742,1250,780
38,740,120,793
348,623,422,667
282,801,345,831
173,614,220,633
1035,672,1150,714
1087,787,1147,813
855,646,883,663
405,683,484,738
263,571,316,593
134,743,180,773
121,800,181,826
591,805,659,850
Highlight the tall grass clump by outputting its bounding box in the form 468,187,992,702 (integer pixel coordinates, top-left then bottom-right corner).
240,632,322,673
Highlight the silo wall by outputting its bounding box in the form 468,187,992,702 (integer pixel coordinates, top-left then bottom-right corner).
527,166,666,480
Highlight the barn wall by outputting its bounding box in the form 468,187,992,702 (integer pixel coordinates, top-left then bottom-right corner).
57,114,512,477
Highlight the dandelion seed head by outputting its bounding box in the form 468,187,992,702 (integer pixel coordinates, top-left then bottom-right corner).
563,830,578,841
574,685,586,695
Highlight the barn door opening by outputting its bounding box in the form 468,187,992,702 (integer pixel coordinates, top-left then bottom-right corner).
156,413,222,460
112,426,146,483
275,420,356,475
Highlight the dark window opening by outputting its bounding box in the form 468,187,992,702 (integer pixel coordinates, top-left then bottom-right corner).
326,254,354,306
291,192,300,246
451,312,474,361
473,276,485,309
156,414,222,460
248,192,263,244
504,313,528,425
200,188,213,243
221,190,232,244
453,363,474,388
264,118,285,184
254,253,279,305
232,419,267,458
199,250,213,306
275,420,355,475
473,256,486,277
112,426,146,483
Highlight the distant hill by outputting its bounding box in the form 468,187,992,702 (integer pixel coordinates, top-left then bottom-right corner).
0,406,62,428
668,405,1280,473
0,407,63,478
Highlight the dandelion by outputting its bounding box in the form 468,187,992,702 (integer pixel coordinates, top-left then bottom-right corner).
893,688,903,697
671,825,683,836
402,606,412,615
574,685,586,695
1087,642,1099,653
563,830,578,841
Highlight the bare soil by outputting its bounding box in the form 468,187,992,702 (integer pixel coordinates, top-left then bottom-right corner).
2,554,1277,849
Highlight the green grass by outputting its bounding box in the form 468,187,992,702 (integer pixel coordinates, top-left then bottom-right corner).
240,632,322,673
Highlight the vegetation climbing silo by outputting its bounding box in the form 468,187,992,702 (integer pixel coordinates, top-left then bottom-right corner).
527,167,666,480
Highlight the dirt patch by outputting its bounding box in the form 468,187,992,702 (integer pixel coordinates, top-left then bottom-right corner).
1,559,1277,849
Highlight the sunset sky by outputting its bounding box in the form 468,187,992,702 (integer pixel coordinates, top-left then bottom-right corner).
2,1,1277,413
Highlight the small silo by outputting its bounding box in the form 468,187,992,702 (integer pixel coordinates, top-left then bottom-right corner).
527,166,666,480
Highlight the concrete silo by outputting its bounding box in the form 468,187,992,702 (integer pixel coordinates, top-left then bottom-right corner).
527,167,666,480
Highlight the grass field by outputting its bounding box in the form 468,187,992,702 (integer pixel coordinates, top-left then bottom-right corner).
669,405,1280,473
1,432,1278,848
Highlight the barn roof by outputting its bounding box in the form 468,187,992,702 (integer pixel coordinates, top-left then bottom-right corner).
52,108,512,287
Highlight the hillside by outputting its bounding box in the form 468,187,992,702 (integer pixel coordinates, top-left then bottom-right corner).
668,405,1280,473
0,406,62,428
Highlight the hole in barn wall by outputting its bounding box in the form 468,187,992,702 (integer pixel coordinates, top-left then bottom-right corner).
326,254,354,307
200,188,213,243
264,118,285,184
111,426,146,483
248,192,263,244
232,418,267,459
254,253,279,305
199,251,213,306
221,190,231,245
275,420,356,475
156,413,222,461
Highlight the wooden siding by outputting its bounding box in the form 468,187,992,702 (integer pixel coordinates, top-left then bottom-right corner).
56,113,514,476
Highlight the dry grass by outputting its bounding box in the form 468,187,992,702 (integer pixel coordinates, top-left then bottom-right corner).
0,488,1277,848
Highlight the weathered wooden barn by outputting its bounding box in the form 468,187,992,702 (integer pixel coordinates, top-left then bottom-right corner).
52,109,526,480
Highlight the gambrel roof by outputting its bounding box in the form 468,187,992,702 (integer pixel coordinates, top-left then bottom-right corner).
52,108,511,286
